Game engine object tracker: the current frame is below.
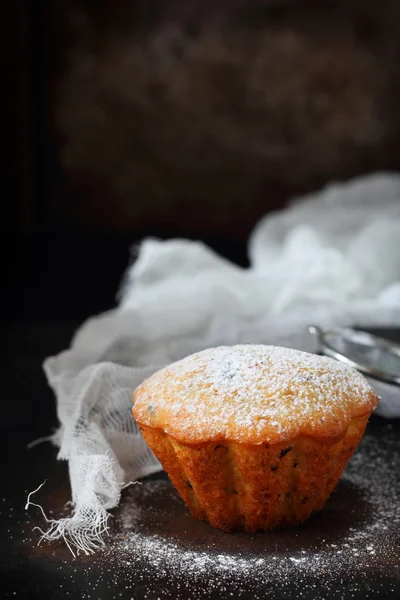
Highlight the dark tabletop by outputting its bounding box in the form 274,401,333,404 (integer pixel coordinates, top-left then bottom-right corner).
1,234,399,599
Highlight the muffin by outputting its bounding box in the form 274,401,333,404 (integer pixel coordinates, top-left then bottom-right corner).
132,345,378,532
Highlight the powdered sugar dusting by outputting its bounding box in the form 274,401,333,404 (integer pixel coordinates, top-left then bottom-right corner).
53,422,397,599
134,345,378,444
14,423,399,599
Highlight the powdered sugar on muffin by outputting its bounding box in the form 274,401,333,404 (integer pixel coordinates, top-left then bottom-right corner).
133,345,378,445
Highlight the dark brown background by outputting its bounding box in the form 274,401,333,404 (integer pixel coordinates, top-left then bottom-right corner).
7,0,400,241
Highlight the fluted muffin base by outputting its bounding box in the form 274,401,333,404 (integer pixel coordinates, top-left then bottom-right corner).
138,415,369,532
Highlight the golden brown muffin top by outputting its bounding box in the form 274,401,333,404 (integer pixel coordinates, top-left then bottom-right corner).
133,345,378,445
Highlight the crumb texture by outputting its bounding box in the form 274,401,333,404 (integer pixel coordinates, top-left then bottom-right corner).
133,345,378,444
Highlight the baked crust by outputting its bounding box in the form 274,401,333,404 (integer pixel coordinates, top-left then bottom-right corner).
133,345,378,445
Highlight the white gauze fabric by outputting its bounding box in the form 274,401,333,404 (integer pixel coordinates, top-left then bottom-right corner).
37,173,400,554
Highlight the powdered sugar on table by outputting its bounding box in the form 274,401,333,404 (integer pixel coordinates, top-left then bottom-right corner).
14,416,399,599
38,422,396,600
